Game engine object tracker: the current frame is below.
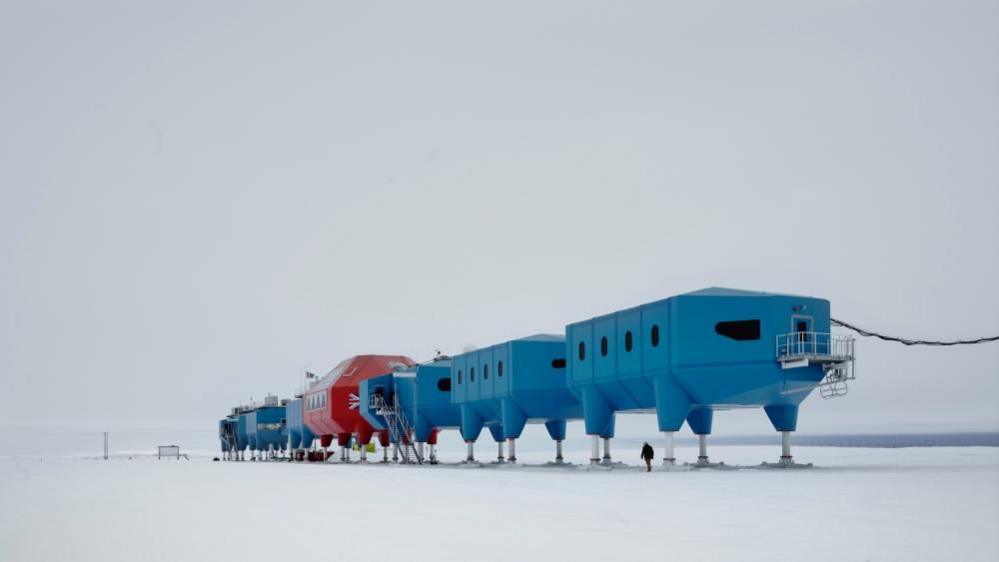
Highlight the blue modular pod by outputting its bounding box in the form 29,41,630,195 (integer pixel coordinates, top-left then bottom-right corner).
246,404,288,454
359,359,460,443
565,287,833,438
410,360,461,441
285,397,314,451
451,335,585,443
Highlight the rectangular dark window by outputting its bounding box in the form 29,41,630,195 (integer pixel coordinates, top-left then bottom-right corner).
715,319,761,341
551,358,567,369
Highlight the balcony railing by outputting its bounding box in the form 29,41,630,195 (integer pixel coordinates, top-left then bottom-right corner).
776,331,856,398
777,332,855,361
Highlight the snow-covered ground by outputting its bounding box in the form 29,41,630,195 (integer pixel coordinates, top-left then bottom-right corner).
1,446,997,561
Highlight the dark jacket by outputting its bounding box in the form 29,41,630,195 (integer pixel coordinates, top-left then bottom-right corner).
640,443,654,460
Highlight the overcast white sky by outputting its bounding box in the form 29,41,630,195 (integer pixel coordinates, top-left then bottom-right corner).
1,1,997,446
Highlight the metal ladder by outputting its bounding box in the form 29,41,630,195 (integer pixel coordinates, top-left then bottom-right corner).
373,394,423,464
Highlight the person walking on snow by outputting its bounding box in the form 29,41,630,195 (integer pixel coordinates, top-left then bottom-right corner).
640,442,655,472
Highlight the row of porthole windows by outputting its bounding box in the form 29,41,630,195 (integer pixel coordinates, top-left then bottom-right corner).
456,357,566,384
307,393,326,411
576,320,762,361
578,324,662,361
457,361,505,384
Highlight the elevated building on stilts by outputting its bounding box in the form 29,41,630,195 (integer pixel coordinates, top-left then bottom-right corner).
451,335,584,464
565,287,854,467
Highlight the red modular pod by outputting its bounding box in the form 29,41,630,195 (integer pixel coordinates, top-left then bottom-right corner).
303,355,415,448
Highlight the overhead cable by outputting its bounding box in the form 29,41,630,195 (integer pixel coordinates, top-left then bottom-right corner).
831,318,999,346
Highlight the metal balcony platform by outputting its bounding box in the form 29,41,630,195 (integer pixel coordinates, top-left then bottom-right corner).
776,332,856,398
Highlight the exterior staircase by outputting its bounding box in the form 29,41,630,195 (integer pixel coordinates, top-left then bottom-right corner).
371,393,423,464
221,423,239,458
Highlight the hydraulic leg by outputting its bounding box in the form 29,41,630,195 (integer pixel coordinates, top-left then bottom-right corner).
663,431,676,465
590,435,600,465
496,440,505,463
507,438,517,463
429,443,438,464
780,431,793,465
601,437,612,465
697,434,709,465
686,409,720,467
760,430,811,468
466,441,475,463
555,440,564,464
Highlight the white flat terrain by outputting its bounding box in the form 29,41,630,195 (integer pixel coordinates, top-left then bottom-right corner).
2,445,997,562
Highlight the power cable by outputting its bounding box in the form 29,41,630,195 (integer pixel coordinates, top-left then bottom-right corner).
831,318,999,346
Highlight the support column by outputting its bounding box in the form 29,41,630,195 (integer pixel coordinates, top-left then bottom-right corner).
382,445,389,463
589,435,600,465
780,431,793,465
466,441,475,463
429,444,437,464
507,438,517,463
416,442,425,461
698,434,709,464
555,440,564,464
339,445,346,462
662,431,675,465
496,440,505,463
359,444,367,463
602,437,612,465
